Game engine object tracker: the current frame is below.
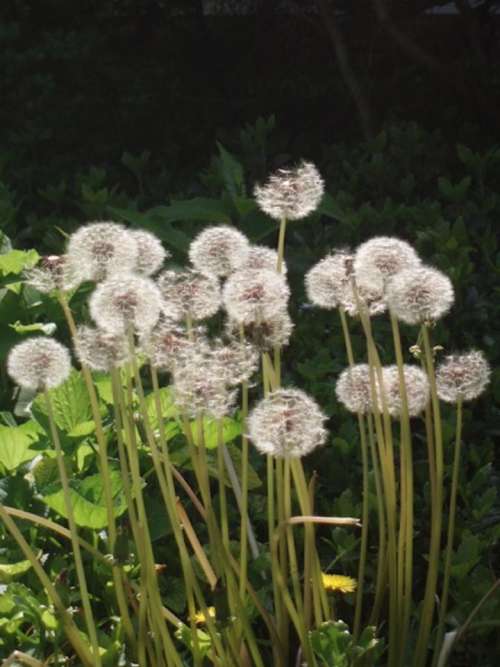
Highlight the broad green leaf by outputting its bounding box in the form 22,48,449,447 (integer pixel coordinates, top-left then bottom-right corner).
32,369,92,433
0,424,40,472
68,420,96,438
318,193,350,223
40,469,127,529
94,374,113,404
41,607,58,630
191,416,241,449
216,142,245,198
145,387,177,427
0,249,39,277
0,559,32,583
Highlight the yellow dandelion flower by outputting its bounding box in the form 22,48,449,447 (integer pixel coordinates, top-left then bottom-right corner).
321,573,357,594
191,606,216,625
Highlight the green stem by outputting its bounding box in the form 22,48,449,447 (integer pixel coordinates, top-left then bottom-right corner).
432,398,463,664
44,389,101,667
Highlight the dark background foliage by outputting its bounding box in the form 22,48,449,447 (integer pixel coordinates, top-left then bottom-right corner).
0,0,499,664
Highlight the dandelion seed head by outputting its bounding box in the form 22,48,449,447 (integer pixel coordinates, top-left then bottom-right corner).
25,255,80,293
226,311,294,351
189,226,250,278
66,222,139,283
305,250,354,309
130,230,169,276
335,364,374,414
248,388,327,458
223,269,290,324
339,277,387,317
141,320,202,372
321,573,357,594
254,161,324,221
383,365,430,417
211,338,259,385
241,245,286,274
157,269,221,321
74,325,128,371
89,274,163,335
386,266,454,325
353,237,421,283
7,337,71,391
436,350,490,402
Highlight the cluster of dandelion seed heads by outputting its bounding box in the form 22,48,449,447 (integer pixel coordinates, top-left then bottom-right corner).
74,326,128,371
130,229,169,276
90,274,163,335
141,320,204,372
223,269,290,325
7,337,71,391
25,255,80,294
189,226,250,278
335,365,374,414
353,237,421,283
382,365,430,418
157,270,221,321
386,266,454,325
436,350,490,403
241,245,286,274
305,250,354,310
254,161,324,221
248,388,327,458
226,311,294,351
172,342,238,419
66,222,139,283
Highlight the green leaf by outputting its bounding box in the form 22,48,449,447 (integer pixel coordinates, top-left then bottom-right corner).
0,424,40,472
0,249,39,277
191,416,241,449
32,369,92,433
318,193,350,223
9,320,57,335
0,559,32,583
40,469,127,529
145,386,177,428
216,142,245,198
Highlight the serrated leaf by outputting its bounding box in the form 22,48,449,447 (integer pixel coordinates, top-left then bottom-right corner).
0,424,40,472
32,369,92,433
0,249,39,276
216,142,245,198
40,469,127,529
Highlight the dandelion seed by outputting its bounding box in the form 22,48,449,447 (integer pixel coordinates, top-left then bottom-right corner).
7,337,71,391
74,326,128,371
335,365,374,414
383,365,430,417
223,269,290,325
66,221,138,283
248,388,327,458
353,237,421,283
254,161,324,221
321,573,357,594
157,269,221,322
89,274,163,335
130,230,169,276
241,245,286,274
25,255,79,293
436,350,490,403
305,250,354,310
189,226,250,278
386,266,454,325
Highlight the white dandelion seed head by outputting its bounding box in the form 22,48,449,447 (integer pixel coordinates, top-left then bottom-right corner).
130,230,169,276
225,311,295,351
157,269,221,321
339,276,387,317
254,161,324,221
436,350,490,403
7,337,71,391
248,388,328,458
25,255,81,294
74,325,128,371
353,237,421,284
211,338,259,386
305,250,354,309
223,268,290,325
382,365,430,418
241,245,287,274
335,364,373,414
140,320,203,372
89,274,163,335
172,342,237,419
66,221,138,282
189,226,250,278
386,266,454,325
